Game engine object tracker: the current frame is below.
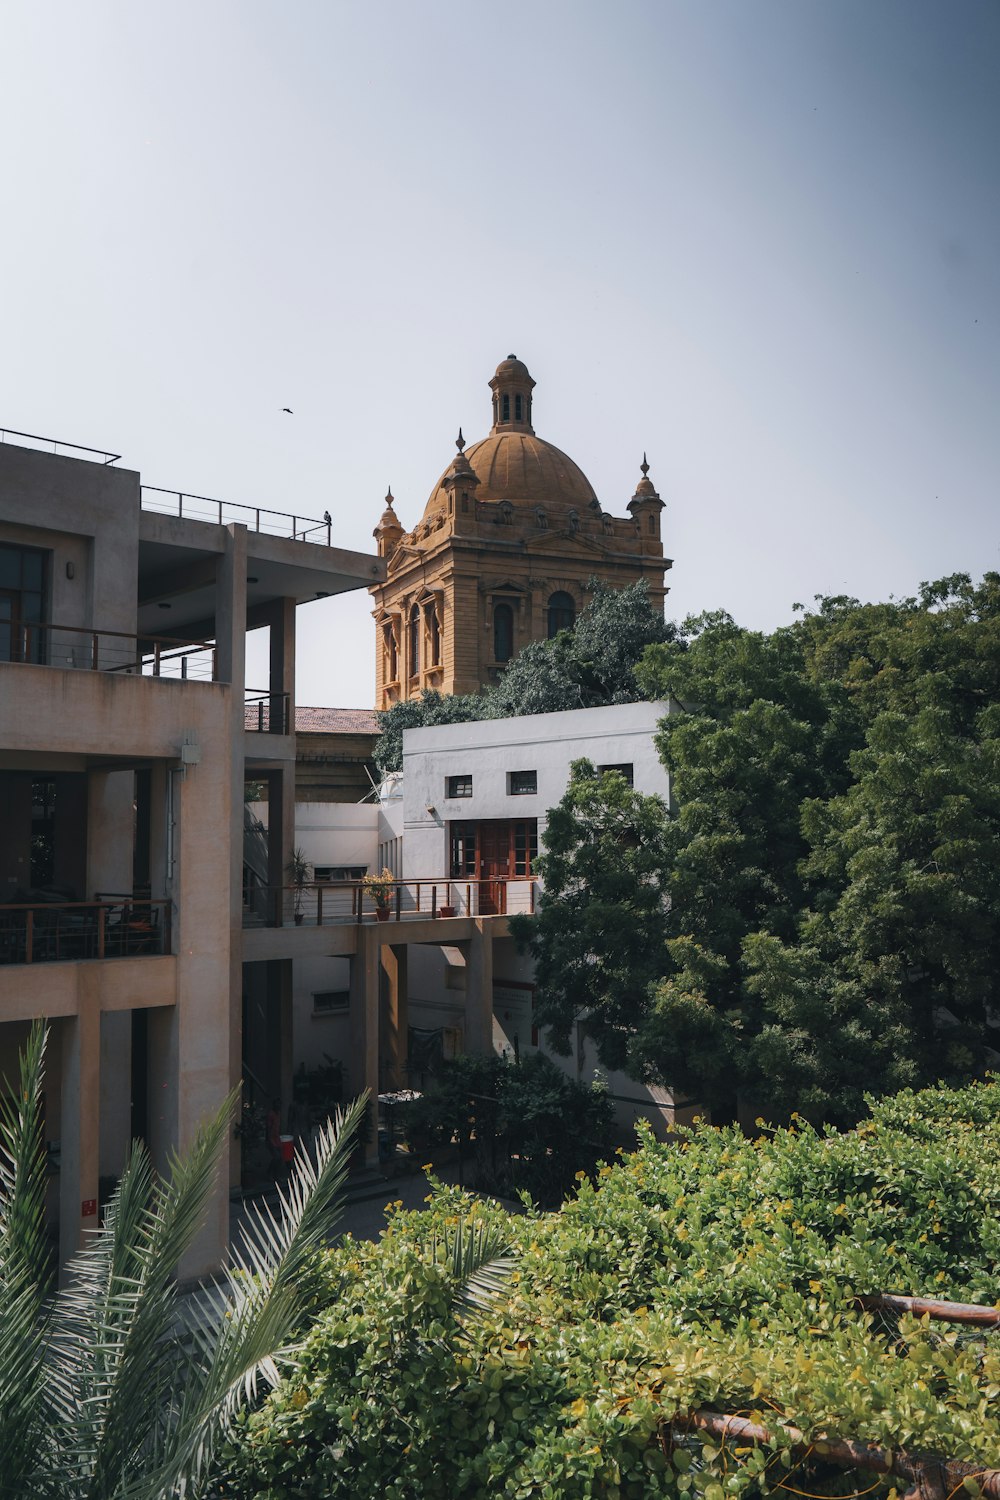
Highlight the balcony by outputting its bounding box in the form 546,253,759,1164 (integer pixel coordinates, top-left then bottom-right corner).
244,689,290,734
3,621,217,680
0,897,171,966
243,875,537,930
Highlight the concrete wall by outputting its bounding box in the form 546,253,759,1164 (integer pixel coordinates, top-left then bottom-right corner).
0,445,140,639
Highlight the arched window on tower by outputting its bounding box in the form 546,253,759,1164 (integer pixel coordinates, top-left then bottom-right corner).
408,604,420,678
648,514,656,535
502,393,510,422
494,602,514,663
383,621,398,683
547,591,575,638
425,600,441,667
515,394,522,421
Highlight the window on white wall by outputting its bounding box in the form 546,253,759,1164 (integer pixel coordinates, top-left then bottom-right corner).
314,865,368,882
312,990,350,1015
447,774,473,798
508,770,537,795
598,763,634,786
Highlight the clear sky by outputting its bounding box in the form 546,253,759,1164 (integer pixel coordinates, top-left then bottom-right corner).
2,1,997,709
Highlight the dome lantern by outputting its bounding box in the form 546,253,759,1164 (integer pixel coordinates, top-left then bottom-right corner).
489,354,536,435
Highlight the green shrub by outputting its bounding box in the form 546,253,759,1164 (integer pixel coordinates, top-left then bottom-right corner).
227,1078,1000,1499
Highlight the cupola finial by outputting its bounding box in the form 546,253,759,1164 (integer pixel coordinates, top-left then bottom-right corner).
456,428,465,453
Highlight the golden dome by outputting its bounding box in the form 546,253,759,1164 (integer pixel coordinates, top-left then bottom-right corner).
423,430,598,519
422,356,597,520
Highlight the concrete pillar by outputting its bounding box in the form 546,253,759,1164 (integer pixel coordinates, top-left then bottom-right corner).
59,980,101,1274
99,1011,133,1179
218,525,248,1191
465,920,494,1055
349,925,381,1164
269,596,296,733
86,769,133,898
382,943,408,1089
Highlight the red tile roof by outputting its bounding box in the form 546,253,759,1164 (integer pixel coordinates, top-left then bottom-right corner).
294,706,380,735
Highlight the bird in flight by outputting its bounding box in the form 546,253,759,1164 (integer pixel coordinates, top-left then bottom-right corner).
282,407,293,414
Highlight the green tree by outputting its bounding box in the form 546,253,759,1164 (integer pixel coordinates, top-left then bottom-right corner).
516,575,1000,1125
509,760,673,1073
0,1024,508,1499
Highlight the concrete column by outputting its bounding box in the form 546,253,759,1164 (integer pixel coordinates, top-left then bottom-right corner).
215,524,248,689
218,526,248,1191
382,943,409,1089
59,978,101,1274
269,597,296,733
349,925,381,1164
99,1011,132,1179
86,769,133,898
148,762,169,903
465,920,494,1056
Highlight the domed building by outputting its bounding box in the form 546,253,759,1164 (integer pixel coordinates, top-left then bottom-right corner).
370,355,672,708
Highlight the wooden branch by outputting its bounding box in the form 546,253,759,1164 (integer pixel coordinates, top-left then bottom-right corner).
677,1410,1000,1498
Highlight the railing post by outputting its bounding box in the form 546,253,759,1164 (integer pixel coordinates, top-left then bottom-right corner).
255,508,260,532
178,493,184,518
97,906,105,959
317,885,323,926
181,654,188,680
26,909,33,964
530,879,535,914
432,884,437,918
92,631,99,671
153,641,161,677
395,883,401,921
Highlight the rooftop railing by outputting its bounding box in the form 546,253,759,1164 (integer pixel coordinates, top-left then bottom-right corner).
3,621,218,680
141,486,332,544
0,427,121,465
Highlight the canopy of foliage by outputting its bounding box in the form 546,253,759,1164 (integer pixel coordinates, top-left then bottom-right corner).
405,1051,616,1207
374,579,674,773
518,573,1000,1124
226,1076,1000,1499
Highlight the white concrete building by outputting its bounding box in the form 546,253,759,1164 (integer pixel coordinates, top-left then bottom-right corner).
284,703,694,1139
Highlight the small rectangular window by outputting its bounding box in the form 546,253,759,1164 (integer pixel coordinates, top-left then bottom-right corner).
312,990,350,1015
508,770,537,796
313,866,367,882
447,774,473,799
598,763,634,787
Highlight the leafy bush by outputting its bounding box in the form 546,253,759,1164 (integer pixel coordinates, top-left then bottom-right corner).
227,1077,1000,1499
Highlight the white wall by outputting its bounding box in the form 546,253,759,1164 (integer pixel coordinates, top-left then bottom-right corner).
401,701,671,884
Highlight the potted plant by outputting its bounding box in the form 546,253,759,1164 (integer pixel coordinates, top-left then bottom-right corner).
362,866,395,920
286,846,312,924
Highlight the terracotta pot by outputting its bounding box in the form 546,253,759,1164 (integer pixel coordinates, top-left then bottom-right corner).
438,905,455,918
375,906,391,921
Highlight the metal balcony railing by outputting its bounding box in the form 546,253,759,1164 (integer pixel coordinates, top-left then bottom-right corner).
0,897,170,966
0,427,121,465
246,875,538,930
244,689,290,733
141,486,332,545
2,621,217,680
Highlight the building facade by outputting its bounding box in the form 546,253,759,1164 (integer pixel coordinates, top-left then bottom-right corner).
370,355,671,708
0,432,381,1274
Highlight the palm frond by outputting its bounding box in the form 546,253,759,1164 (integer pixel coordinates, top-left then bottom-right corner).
437,1219,515,1310
119,1094,368,1499
0,1020,52,1493
47,1094,236,1495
